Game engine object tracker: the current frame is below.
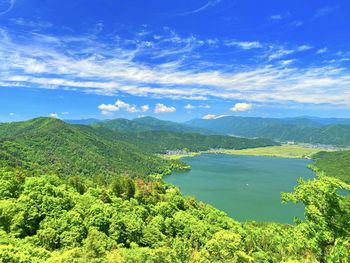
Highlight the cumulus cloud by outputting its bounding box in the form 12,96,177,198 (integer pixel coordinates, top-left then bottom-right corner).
98,99,149,115
185,104,195,109
50,113,59,118
230,102,252,112
141,105,149,112
154,103,176,113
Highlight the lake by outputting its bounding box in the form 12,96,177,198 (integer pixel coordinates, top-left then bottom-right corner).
165,154,315,223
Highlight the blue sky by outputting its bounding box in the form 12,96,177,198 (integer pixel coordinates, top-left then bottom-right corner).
0,0,350,122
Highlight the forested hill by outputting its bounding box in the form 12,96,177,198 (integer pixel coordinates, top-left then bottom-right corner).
0,117,181,178
311,150,350,183
110,130,279,153
0,118,349,261
90,116,213,134
187,116,350,146
0,117,277,178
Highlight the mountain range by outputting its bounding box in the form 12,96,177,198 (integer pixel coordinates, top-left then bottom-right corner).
186,116,350,146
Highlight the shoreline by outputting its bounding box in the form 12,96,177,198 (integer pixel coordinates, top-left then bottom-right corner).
161,145,331,161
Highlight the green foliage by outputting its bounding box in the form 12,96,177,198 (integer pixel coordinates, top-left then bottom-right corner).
311,150,350,182
0,117,349,262
0,166,348,262
0,117,183,179
112,130,279,153
282,176,350,262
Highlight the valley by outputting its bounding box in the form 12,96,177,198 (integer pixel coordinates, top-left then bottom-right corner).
0,116,349,262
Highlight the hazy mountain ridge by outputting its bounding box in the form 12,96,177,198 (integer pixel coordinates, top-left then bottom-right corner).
186,116,350,146
90,116,214,135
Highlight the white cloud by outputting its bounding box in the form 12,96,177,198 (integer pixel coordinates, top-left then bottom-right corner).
269,13,290,21
50,113,59,118
10,18,52,28
199,104,211,109
98,103,118,112
314,6,337,18
98,99,147,114
0,28,350,108
185,104,195,109
317,47,328,54
297,45,313,51
141,105,149,112
0,0,15,15
230,102,252,112
270,14,283,20
202,114,227,120
202,114,217,120
226,41,262,49
9,112,15,116
176,0,222,16
154,103,176,113
290,21,303,27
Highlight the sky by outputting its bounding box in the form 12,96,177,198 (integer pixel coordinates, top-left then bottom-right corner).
0,0,350,122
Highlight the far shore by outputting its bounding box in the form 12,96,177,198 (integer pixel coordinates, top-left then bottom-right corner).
161,144,335,161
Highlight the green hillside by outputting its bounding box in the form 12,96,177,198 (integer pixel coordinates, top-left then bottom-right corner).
93,116,213,134
311,150,350,183
0,166,349,262
0,118,183,179
112,130,279,153
0,118,349,262
187,116,350,146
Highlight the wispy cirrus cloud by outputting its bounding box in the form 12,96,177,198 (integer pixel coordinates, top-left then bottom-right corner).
269,13,290,21
225,40,262,49
176,0,222,16
314,6,338,18
1,27,350,108
10,18,52,29
0,0,15,15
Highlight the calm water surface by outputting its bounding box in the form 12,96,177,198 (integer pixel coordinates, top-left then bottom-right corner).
165,154,314,223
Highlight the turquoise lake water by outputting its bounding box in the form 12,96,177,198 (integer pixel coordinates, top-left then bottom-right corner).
165,154,315,223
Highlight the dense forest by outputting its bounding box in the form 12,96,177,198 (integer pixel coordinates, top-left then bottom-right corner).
110,131,279,153
187,116,350,146
0,161,349,262
0,118,187,179
311,150,350,183
0,117,349,262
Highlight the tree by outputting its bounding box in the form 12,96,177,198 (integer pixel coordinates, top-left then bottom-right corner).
282,175,350,261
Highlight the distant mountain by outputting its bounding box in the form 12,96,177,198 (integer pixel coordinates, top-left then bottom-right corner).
93,116,213,134
304,117,350,126
64,118,103,125
0,118,176,178
186,116,350,146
